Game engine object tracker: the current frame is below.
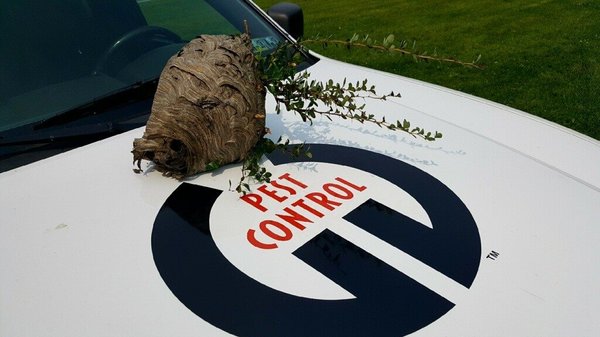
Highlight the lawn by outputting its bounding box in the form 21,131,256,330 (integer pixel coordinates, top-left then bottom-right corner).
254,0,600,140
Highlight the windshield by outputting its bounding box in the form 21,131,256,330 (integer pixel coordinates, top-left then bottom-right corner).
0,0,315,172
0,0,291,133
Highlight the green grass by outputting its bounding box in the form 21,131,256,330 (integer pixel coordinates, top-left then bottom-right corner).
254,0,600,140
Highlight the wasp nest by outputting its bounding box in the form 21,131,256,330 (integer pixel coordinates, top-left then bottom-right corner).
132,34,266,179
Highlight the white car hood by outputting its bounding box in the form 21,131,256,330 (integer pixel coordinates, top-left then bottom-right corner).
1,56,599,337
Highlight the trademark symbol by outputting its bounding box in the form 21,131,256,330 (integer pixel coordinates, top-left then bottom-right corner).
486,250,500,260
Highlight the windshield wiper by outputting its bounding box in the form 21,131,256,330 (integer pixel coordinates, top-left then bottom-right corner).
0,79,158,169
0,121,138,147
35,78,158,129
0,79,157,146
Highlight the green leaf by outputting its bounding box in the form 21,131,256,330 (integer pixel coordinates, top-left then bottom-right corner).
205,161,221,171
402,119,410,129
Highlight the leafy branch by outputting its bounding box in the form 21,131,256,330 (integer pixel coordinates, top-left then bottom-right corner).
256,40,443,140
233,33,478,193
268,71,442,141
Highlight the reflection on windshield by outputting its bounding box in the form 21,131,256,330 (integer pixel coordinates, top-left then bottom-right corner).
0,0,286,133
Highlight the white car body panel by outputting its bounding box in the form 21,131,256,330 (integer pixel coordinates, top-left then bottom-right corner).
1,56,599,336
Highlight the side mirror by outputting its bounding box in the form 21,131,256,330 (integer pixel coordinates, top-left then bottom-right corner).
267,2,304,40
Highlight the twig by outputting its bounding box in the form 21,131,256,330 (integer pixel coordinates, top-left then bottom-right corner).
301,38,484,69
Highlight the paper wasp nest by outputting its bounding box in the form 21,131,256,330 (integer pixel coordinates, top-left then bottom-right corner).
132,34,266,178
